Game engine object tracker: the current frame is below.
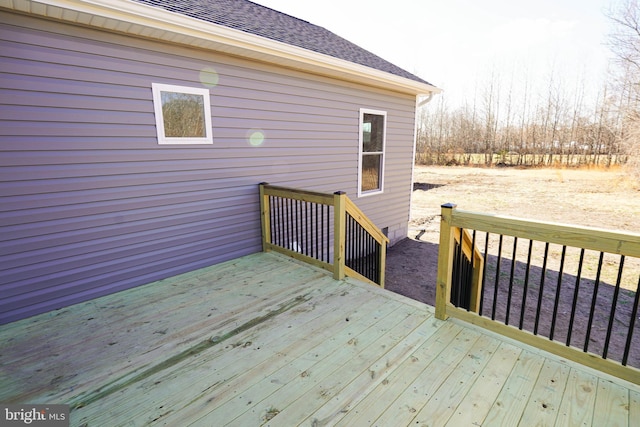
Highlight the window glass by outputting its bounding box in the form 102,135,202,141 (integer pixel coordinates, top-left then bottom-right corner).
161,91,206,137
362,113,384,152
361,154,381,192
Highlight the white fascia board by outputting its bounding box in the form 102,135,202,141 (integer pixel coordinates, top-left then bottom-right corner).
6,0,441,96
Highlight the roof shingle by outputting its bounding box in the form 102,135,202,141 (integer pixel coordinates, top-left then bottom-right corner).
132,0,432,85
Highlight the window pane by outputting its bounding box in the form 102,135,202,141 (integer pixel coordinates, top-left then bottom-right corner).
362,113,384,152
361,154,381,192
161,91,206,137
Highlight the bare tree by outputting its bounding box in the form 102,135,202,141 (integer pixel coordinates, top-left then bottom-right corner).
480,68,501,165
414,11,637,170
608,0,640,74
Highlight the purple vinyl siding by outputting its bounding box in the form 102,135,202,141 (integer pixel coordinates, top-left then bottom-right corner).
0,11,417,324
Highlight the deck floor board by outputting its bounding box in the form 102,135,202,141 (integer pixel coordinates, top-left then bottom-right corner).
264,308,432,426
444,341,523,426
410,333,502,426
556,368,598,426
1,252,638,426
80,275,354,425
174,296,403,426
520,357,571,425
334,320,462,426
481,349,546,425
592,378,630,427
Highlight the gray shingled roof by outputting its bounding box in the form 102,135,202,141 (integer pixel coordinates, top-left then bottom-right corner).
132,0,432,86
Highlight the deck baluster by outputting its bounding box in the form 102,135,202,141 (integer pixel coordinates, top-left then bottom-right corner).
519,239,534,330
534,242,550,336
479,232,489,315
622,275,640,366
604,255,625,359
491,235,503,321
506,237,518,325
584,252,604,352
550,245,567,341
567,248,585,346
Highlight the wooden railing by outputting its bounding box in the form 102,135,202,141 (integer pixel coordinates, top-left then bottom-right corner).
436,203,640,385
259,184,388,287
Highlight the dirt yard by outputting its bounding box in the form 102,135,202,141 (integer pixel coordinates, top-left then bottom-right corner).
385,165,640,366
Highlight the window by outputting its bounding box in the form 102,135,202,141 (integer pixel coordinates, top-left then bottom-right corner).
358,109,386,196
152,83,212,144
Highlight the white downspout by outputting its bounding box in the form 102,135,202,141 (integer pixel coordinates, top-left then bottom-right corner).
417,91,435,107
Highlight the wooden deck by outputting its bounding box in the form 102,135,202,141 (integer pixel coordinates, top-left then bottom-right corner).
1,252,638,426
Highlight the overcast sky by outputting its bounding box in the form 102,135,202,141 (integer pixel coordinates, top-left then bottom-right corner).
254,0,617,108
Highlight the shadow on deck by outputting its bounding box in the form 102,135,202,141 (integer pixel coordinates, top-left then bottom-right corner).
1,252,638,426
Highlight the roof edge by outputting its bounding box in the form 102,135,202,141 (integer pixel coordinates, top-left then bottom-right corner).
4,0,441,96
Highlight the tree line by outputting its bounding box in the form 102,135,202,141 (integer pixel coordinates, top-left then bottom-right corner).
417,74,629,168
417,0,640,176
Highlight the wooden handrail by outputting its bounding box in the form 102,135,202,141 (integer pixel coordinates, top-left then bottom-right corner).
451,209,640,258
261,184,335,206
345,197,390,245
260,183,388,287
436,203,640,385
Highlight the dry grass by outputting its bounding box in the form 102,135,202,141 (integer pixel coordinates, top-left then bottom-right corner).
410,165,639,233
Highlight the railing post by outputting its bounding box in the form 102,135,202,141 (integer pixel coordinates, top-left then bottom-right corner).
259,183,271,252
436,203,457,320
333,191,346,280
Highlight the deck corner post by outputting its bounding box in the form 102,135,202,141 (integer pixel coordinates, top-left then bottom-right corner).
436,203,457,320
259,183,271,252
333,191,347,280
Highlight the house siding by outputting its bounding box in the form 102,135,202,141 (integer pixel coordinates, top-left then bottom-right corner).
0,11,417,324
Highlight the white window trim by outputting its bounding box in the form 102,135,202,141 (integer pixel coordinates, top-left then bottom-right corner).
358,108,387,197
152,83,213,145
